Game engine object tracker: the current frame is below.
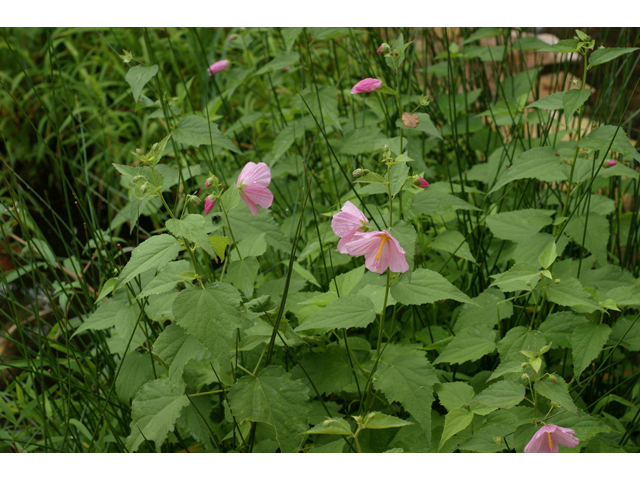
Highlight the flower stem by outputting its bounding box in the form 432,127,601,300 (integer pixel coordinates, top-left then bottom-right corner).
218,194,243,262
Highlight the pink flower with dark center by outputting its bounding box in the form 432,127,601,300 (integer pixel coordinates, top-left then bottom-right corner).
237,162,273,215
350,78,383,95
204,195,216,215
331,201,370,255
346,230,409,274
208,59,230,76
605,160,617,167
524,424,579,453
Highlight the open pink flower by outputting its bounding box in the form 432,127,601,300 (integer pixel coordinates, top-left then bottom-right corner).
208,59,230,76
524,424,579,453
350,78,382,95
605,160,617,167
346,230,409,274
237,162,273,215
331,201,370,255
204,195,216,215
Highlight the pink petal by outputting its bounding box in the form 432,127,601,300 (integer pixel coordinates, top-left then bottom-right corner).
331,201,368,238
240,193,259,215
204,196,216,215
208,59,230,75
337,230,362,255
418,177,430,188
385,234,409,273
343,231,381,256
552,427,579,449
243,184,273,210
525,425,560,453
238,162,271,188
606,160,617,167
350,78,382,95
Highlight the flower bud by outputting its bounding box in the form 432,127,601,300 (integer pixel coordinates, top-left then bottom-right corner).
551,401,560,408
188,194,201,206
521,363,529,369
132,175,144,184
139,184,147,195
549,374,557,383
412,175,430,189
206,174,219,188
352,168,365,178
204,195,216,215
493,437,503,445
605,160,617,168
377,43,390,54
521,373,530,381
554,279,560,284
419,94,431,107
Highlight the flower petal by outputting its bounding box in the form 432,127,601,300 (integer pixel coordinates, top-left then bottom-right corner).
331,201,368,238
238,162,271,188
240,192,259,215
552,427,580,449
243,184,273,210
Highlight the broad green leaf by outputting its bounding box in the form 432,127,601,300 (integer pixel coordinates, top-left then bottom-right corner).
308,439,346,453
454,288,512,333
329,265,365,296
153,324,204,385
471,380,525,410
487,356,525,382
435,382,475,411
115,352,157,404
463,27,502,45
295,294,376,332
439,408,474,450
528,91,564,110
172,115,241,154
563,89,591,126
176,395,215,447
255,52,299,75
534,376,579,416
227,257,259,297
564,214,609,266
490,262,540,292
138,260,191,298
209,235,231,261
485,208,554,242
537,39,579,53
411,189,480,216
230,233,267,262
578,125,640,162
549,410,615,448
609,317,640,351
296,85,342,132
389,161,410,197
125,65,159,102
539,312,589,349
434,325,496,365
396,112,442,139
489,147,568,193
497,326,546,359
571,322,611,379
499,67,541,101
74,294,132,336
391,268,473,306
430,230,476,263
459,424,511,452
374,351,439,444
538,241,557,269
271,122,303,161
291,345,353,395
126,378,190,452
227,366,310,453
227,208,291,253
281,27,303,52
546,277,602,312
114,235,181,291
304,417,353,436
360,411,413,429
166,215,218,259
589,47,639,68
173,283,242,365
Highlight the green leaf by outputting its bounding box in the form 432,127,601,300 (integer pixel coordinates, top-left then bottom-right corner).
487,356,525,382
528,91,565,110
304,417,353,436
563,89,591,126
138,260,191,298
454,288,512,333
126,378,190,452
360,411,413,429
546,277,602,312
571,322,611,379
114,234,182,291
166,214,218,259
227,208,291,253
431,230,476,263
537,39,579,53
609,317,640,351
538,241,557,269
539,312,589,349
471,380,525,411
255,52,299,75
459,424,512,452
389,221,417,271
125,65,159,103
173,284,242,365
281,27,303,52
227,365,310,453
411,189,480,216
578,125,640,162
374,351,439,444
589,47,639,68
486,208,554,242
378,85,399,97
209,235,231,261
297,85,342,132
115,352,157,404
74,294,132,336
463,27,502,45
434,325,496,365
435,382,475,411
490,262,540,292
271,122,304,161
489,147,568,193
564,214,609,266
227,257,259,297
153,324,204,386
329,265,365,296
295,294,376,332
439,408,474,450
172,115,241,154
497,326,546,360
291,345,354,395
391,268,473,306
396,112,442,139
389,162,410,197
534,376,579,416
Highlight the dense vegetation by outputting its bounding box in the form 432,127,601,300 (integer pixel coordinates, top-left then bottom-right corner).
1,27,640,453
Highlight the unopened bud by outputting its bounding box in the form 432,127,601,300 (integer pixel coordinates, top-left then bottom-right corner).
132,175,144,184
525,281,531,286
352,168,365,178
549,375,557,383
377,43,390,54
521,373,530,381
412,175,430,189
554,279,560,284
493,437,503,445
188,194,201,206
206,174,219,188
419,94,431,107
521,363,529,369
605,160,617,168
551,401,560,408
139,184,147,195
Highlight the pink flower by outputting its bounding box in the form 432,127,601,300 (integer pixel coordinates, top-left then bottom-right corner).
331,201,370,255
237,162,273,215
204,195,216,215
350,78,383,95
605,160,617,167
524,424,579,453
346,230,409,274
208,60,230,76
413,176,430,189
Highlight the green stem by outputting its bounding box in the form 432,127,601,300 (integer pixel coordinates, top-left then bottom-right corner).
218,194,243,261
376,270,391,358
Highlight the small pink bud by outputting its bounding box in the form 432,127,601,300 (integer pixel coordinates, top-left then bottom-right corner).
412,176,430,189
208,59,230,76
350,78,383,95
229,35,236,41
204,195,216,214
377,43,390,54
605,160,617,167
281,66,290,72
